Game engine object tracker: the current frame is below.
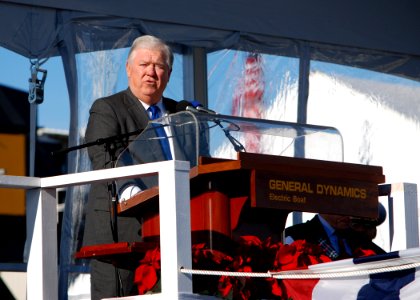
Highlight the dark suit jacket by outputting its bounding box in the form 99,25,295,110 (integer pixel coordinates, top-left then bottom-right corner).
285,215,385,260
83,88,179,247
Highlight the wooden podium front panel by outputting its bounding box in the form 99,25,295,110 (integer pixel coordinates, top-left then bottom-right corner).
251,170,379,218
244,153,385,219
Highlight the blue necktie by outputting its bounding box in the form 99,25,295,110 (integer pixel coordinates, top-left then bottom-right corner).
148,105,172,160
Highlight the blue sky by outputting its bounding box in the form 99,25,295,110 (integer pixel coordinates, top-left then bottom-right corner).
0,47,69,130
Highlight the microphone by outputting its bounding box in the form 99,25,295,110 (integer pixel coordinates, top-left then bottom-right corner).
190,100,217,114
176,100,199,113
185,100,245,152
176,100,245,152
176,100,217,114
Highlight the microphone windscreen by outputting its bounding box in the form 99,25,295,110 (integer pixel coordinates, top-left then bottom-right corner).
191,100,203,108
176,100,192,112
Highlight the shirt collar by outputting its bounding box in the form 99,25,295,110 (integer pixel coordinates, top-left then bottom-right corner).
139,98,165,117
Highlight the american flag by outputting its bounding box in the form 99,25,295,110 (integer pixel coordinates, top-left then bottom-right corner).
272,247,420,299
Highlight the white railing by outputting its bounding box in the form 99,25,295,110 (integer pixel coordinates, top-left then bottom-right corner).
0,160,193,300
377,182,419,252
1,161,418,299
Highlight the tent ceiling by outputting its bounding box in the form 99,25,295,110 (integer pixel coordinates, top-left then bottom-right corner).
2,0,420,55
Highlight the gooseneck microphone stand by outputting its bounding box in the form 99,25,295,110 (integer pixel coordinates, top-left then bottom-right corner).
53,128,143,242
102,141,123,297
104,141,120,244
52,129,143,159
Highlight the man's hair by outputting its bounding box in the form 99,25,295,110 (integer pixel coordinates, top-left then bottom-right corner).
127,35,174,69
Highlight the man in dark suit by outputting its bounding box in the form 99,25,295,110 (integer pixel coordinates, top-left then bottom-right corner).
285,212,386,260
83,35,179,299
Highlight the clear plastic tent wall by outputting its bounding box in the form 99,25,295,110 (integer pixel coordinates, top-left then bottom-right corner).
306,62,420,172
205,48,420,250
305,61,420,250
62,47,300,298
58,26,420,299
307,61,420,191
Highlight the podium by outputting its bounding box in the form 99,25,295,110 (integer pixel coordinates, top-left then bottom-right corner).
76,111,385,269
118,152,384,247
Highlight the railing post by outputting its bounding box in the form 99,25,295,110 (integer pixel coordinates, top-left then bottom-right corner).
390,183,419,250
377,183,419,252
158,160,193,297
26,188,58,300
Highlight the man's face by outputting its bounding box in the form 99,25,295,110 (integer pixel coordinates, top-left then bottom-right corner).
126,47,171,105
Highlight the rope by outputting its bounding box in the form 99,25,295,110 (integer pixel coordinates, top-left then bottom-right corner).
180,267,272,278
180,260,420,280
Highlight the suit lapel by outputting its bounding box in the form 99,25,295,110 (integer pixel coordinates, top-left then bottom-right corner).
124,88,150,131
